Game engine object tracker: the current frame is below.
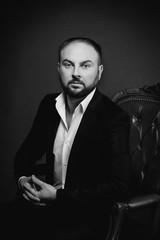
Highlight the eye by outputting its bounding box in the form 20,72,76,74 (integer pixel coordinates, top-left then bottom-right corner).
81,63,91,69
63,62,73,68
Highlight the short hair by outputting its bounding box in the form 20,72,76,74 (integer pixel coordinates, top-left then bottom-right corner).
58,37,102,64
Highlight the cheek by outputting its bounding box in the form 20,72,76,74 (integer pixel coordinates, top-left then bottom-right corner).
60,69,72,80
84,71,98,84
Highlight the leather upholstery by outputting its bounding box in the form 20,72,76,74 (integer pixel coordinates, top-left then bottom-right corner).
105,83,160,240
112,83,160,197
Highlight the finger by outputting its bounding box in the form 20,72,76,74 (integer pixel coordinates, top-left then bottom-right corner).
23,182,34,191
23,193,31,202
31,175,45,187
23,193,44,206
23,188,40,202
24,182,39,195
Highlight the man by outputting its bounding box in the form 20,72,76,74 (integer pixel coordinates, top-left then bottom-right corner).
10,37,130,239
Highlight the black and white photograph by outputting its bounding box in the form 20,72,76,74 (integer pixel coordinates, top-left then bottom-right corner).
0,1,160,239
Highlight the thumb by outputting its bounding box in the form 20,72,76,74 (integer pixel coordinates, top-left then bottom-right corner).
31,175,44,188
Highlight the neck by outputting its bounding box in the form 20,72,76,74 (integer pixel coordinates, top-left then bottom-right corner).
65,95,84,129
65,95,84,114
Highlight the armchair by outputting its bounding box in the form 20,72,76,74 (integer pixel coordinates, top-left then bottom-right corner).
106,83,160,240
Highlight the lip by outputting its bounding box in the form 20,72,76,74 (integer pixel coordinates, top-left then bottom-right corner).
70,82,84,86
69,83,84,89
70,82,82,85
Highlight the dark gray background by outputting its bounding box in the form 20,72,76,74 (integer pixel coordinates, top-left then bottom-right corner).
0,1,160,203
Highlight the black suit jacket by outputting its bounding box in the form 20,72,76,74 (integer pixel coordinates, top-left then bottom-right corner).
14,89,130,226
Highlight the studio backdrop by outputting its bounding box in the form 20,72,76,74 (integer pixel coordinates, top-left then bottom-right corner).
0,1,160,203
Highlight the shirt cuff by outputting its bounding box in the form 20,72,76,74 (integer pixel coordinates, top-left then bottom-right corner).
18,176,26,189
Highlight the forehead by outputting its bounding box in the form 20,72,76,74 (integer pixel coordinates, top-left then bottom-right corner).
60,42,99,62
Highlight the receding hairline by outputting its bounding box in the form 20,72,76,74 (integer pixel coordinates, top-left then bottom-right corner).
58,37,102,64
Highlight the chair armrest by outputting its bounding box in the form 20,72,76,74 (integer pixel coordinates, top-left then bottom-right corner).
106,194,160,240
127,194,160,211
106,202,128,240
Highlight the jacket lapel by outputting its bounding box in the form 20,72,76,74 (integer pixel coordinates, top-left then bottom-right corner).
69,89,103,159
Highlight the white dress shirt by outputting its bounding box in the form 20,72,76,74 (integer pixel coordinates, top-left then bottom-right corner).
53,88,96,189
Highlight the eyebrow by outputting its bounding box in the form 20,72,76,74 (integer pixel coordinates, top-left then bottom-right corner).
62,59,93,64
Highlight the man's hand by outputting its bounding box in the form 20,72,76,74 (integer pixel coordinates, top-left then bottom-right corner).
19,175,57,206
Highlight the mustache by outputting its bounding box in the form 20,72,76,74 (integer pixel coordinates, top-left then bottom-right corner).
68,78,85,86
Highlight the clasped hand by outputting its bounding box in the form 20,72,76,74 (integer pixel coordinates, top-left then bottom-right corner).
19,175,57,206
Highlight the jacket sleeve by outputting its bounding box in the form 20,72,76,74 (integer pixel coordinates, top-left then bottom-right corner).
14,94,53,181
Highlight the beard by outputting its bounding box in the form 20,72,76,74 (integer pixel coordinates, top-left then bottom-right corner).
59,76,99,99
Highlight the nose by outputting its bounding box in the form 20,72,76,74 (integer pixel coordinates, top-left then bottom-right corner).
72,66,80,79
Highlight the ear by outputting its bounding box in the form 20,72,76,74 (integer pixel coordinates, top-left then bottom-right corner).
98,65,104,80
57,62,60,72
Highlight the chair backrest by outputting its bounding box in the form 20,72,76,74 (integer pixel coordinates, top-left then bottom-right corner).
111,83,160,196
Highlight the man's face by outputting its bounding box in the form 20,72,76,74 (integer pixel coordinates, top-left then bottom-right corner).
58,41,103,98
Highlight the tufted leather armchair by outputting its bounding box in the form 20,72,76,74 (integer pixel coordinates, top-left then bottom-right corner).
106,83,160,240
